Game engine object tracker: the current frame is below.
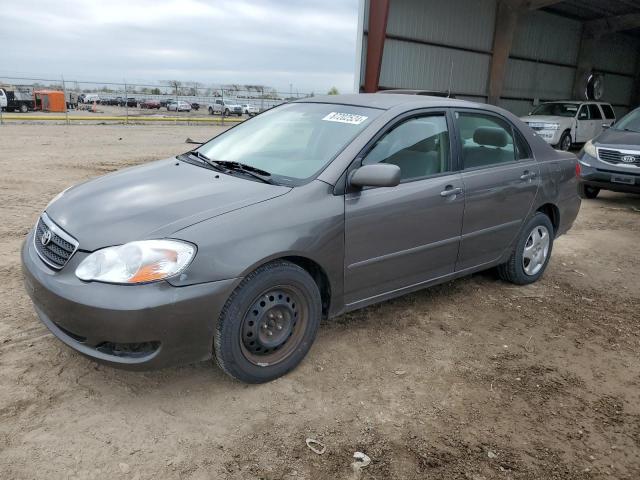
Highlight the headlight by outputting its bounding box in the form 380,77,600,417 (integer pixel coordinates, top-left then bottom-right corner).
544,123,560,130
582,140,597,158
75,240,195,284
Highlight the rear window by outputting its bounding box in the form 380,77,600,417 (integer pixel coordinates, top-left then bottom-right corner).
588,104,602,120
601,104,616,120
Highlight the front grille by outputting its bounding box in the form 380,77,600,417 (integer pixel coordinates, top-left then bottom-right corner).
598,148,640,166
33,213,79,270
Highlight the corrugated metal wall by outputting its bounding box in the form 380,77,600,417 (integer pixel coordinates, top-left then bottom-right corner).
359,0,640,117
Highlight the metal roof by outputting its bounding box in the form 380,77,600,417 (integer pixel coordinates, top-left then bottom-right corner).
544,0,640,37
296,93,476,110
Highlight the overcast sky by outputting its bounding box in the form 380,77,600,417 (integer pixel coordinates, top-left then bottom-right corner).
1,0,360,94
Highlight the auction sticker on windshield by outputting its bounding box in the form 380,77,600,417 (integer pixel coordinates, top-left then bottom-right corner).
322,112,368,125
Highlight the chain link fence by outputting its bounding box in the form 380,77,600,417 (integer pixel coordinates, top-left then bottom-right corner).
0,75,317,125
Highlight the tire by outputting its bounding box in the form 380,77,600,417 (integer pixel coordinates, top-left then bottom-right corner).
579,183,600,199
224,108,230,116
497,212,554,285
557,131,572,151
208,106,213,115
214,260,322,383
19,104,28,113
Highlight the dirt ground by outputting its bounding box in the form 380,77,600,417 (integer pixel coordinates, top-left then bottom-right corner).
1,124,639,480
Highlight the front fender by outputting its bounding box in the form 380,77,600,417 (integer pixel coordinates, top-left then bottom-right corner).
167,180,345,314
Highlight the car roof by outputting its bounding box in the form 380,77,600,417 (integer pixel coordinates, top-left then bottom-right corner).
542,100,611,105
295,93,478,110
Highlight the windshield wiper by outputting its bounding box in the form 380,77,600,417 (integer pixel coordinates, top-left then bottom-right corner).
621,128,640,134
182,152,276,184
211,160,277,184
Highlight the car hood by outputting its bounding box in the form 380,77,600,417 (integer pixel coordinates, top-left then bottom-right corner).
46,158,291,251
594,127,640,149
521,115,570,124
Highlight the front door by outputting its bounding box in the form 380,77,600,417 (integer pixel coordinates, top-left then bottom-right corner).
344,112,464,306
453,110,540,270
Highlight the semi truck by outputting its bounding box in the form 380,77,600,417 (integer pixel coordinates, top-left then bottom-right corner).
0,85,34,113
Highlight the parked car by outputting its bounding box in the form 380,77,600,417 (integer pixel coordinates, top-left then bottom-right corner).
521,101,616,151
119,97,137,108
159,98,175,108
241,103,259,116
208,99,242,116
577,106,640,198
83,94,101,104
140,99,161,109
22,94,580,383
167,100,191,112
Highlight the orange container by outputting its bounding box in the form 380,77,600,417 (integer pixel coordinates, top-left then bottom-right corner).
33,90,66,112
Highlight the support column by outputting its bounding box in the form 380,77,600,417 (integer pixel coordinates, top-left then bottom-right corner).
572,29,599,100
363,0,390,93
487,0,524,105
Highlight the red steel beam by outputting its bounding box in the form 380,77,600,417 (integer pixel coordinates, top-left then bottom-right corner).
363,0,390,93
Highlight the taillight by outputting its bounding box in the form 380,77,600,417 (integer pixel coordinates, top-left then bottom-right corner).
575,161,581,177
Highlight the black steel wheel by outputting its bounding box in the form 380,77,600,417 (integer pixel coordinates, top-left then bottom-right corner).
214,260,321,383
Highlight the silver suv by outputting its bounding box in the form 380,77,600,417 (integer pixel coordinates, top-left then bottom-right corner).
578,107,640,198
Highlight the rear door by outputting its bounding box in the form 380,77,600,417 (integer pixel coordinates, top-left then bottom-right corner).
587,104,604,140
453,110,540,270
344,110,464,306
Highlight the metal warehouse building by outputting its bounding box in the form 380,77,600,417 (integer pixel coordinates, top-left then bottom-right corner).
355,0,640,118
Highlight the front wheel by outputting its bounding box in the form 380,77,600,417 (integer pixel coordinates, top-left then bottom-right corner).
557,131,572,151
497,212,554,285
579,183,600,199
208,106,214,115
214,261,321,383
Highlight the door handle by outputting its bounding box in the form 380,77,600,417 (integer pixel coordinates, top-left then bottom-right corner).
440,186,463,197
520,171,537,181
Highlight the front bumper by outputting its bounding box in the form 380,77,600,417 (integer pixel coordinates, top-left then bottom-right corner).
21,230,239,370
578,154,640,194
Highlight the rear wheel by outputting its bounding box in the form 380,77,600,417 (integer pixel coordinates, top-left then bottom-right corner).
578,183,600,199
224,108,230,116
214,261,321,383
19,104,28,113
498,212,554,285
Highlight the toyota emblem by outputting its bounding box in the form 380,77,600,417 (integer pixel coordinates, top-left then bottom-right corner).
621,155,635,163
41,229,52,246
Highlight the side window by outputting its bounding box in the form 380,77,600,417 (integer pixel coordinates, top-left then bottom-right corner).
578,105,589,120
514,129,532,160
588,104,602,120
457,112,516,169
601,104,616,120
362,114,450,181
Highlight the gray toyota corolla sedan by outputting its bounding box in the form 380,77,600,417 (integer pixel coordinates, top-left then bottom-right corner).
22,94,581,383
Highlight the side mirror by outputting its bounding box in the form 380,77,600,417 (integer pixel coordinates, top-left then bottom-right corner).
528,112,532,116
602,123,610,129
350,164,401,188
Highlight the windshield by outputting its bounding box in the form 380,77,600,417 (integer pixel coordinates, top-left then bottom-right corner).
197,102,381,182
613,108,640,133
530,103,579,117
